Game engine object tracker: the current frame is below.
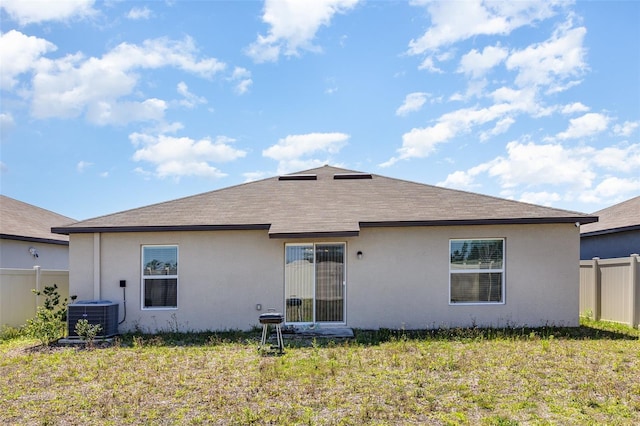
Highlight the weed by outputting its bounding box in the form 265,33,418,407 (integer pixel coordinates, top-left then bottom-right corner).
0,325,23,341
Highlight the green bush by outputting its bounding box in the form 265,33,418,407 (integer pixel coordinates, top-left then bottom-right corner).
25,284,71,346
75,319,102,346
0,325,23,341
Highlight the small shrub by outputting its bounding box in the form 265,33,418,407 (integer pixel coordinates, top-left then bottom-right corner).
0,325,23,341
75,319,102,347
25,284,73,346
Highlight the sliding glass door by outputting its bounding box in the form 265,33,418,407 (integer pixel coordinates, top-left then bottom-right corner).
284,243,345,324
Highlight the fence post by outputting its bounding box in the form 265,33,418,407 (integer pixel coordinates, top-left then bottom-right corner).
592,257,600,321
630,254,638,327
34,265,41,309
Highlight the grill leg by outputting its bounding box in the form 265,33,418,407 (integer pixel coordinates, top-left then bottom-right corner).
274,324,284,354
258,322,285,354
259,323,269,351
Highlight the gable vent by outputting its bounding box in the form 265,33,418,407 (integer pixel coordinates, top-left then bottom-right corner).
333,173,372,180
278,174,317,181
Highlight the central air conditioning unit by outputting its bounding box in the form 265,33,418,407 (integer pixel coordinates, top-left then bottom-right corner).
67,300,119,338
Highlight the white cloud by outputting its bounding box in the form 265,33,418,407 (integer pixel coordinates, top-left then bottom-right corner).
437,170,479,190
561,102,590,114
383,97,536,166
438,141,640,206
613,121,639,137
436,162,492,189
130,133,246,179
449,78,488,102
0,30,56,90
177,82,207,108
439,141,596,191
555,112,609,140
263,132,349,173
488,141,595,189
323,76,339,94
382,122,456,167
103,37,225,78
0,0,97,25
418,56,443,73
243,170,273,183
579,176,640,204
229,67,252,95
518,191,561,206
263,132,349,160
235,79,253,95
506,23,587,91
396,92,429,116
0,113,16,141
458,44,508,78
126,6,152,20
480,116,515,141
86,98,167,126
133,167,153,180
25,37,225,125
592,144,640,173
408,0,560,55
246,0,360,63
76,160,93,173
272,158,331,175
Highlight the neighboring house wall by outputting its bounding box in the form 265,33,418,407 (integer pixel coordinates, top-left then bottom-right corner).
0,239,69,269
0,240,70,328
580,230,640,260
579,255,639,327
0,268,69,328
69,222,579,332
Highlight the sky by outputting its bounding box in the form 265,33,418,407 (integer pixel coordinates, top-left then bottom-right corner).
1,0,639,221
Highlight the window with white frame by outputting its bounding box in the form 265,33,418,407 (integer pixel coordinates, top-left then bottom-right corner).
142,245,178,309
450,239,504,304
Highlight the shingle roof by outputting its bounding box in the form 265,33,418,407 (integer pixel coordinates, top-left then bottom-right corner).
53,166,597,238
580,196,640,236
1,195,74,244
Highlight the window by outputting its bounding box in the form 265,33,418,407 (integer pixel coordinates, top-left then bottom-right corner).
142,245,178,309
450,239,504,304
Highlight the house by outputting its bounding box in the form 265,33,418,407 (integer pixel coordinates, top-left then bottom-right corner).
0,195,73,269
1,195,74,328
579,196,640,260
52,166,597,332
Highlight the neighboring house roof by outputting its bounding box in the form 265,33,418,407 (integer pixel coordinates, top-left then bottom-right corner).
580,196,640,237
53,166,597,238
0,195,74,244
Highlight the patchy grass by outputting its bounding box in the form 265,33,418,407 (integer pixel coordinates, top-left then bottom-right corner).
1,320,638,425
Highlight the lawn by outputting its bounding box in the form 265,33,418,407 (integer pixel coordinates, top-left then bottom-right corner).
1,320,639,425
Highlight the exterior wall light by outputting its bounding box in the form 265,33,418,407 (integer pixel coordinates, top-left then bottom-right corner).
357,251,363,259
28,247,39,258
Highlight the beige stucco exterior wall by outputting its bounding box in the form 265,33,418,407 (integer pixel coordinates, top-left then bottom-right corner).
69,231,287,332
0,239,69,269
67,223,580,332
347,224,579,329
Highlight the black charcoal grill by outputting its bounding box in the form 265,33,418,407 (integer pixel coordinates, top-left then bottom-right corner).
258,312,284,354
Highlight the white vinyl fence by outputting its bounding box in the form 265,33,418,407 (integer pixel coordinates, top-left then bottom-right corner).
580,254,639,328
0,267,69,329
